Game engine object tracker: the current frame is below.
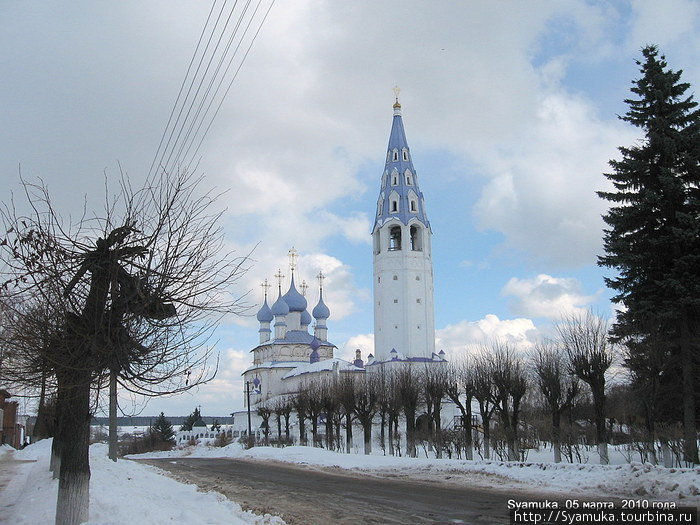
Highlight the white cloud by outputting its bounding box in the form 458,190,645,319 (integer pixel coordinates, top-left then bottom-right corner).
501,274,596,319
339,333,375,363
435,314,540,360
473,92,637,267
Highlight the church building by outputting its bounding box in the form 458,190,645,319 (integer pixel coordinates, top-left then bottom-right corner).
241,95,444,417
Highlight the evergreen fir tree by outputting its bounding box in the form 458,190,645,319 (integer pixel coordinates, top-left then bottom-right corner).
180,407,201,432
598,45,700,464
151,412,176,444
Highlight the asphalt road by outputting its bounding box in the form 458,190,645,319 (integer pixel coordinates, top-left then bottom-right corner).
140,457,528,525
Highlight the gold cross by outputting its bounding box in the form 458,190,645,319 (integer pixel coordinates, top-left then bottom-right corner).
260,278,271,299
288,247,298,274
274,268,285,292
300,279,308,297
316,270,325,290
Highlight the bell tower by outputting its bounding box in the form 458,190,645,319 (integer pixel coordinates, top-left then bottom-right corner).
372,92,435,361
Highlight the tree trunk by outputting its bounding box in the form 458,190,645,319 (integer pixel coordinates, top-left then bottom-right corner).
379,411,386,453
297,413,306,446
345,412,353,453
592,384,609,465
552,410,562,463
284,413,290,441
363,420,372,455
108,369,118,461
464,396,473,461
325,416,333,450
33,368,50,441
482,415,491,460
680,319,699,464
388,414,395,456
433,401,442,459
55,372,91,525
404,408,416,458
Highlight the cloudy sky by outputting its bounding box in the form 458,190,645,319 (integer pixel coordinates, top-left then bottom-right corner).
2,1,699,417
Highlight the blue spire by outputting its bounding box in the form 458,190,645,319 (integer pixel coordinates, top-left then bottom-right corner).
372,97,430,233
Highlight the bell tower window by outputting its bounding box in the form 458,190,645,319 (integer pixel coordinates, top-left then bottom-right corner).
391,199,399,212
389,226,402,251
410,225,423,251
393,150,399,161
410,200,417,212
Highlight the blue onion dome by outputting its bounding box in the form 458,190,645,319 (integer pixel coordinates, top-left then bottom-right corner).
312,290,330,320
300,309,312,326
256,298,273,323
310,336,321,351
271,293,289,316
282,275,307,312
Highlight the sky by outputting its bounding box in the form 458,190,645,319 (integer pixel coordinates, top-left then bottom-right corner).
2,1,700,418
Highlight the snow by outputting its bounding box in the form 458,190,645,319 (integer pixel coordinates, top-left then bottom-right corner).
2,439,697,525
0,440,284,525
134,443,700,504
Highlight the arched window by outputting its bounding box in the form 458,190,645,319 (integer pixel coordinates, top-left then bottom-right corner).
403,150,409,161
389,226,402,250
410,200,417,212
391,175,398,186
393,150,399,161
391,199,398,212
410,225,423,251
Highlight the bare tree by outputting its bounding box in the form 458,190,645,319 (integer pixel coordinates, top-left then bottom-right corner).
353,373,379,455
472,355,496,460
395,364,422,458
445,360,475,460
0,172,249,524
291,389,309,446
530,340,580,463
485,342,528,461
556,311,615,464
302,380,324,447
271,396,293,443
335,373,355,453
256,404,272,446
422,364,448,458
319,378,340,450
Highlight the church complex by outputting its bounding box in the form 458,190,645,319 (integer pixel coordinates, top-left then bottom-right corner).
236,95,446,429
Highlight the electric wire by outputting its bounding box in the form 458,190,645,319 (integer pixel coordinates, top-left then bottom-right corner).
147,0,221,180
148,0,274,178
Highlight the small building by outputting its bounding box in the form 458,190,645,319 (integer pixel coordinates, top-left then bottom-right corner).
0,389,22,448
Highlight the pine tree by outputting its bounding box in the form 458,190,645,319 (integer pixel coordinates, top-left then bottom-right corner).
180,407,201,432
598,45,700,464
151,412,176,444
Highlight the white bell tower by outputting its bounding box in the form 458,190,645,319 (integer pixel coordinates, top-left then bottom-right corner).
372,92,435,362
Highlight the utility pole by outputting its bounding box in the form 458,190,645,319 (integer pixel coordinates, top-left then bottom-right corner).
246,380,252,438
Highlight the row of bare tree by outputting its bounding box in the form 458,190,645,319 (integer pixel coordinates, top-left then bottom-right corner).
251,312,623,464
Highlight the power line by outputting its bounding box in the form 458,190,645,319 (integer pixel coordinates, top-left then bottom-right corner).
150,0,235,178
148,0,275,178
147,0,221,180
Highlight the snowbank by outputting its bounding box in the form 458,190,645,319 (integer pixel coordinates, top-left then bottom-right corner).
3,440,284,524
133,443,700,503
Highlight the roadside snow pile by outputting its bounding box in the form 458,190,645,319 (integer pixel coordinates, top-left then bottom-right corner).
3,440,284,525
133,443,699,504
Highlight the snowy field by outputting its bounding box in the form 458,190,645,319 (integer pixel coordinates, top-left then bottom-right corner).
1,439,698,524
0,441,283,525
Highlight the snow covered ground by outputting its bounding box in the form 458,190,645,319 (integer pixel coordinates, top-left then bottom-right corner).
0,440,284,525
133,442,700,504
1,440,697,525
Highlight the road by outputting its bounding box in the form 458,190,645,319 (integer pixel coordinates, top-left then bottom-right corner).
139,457,537,525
